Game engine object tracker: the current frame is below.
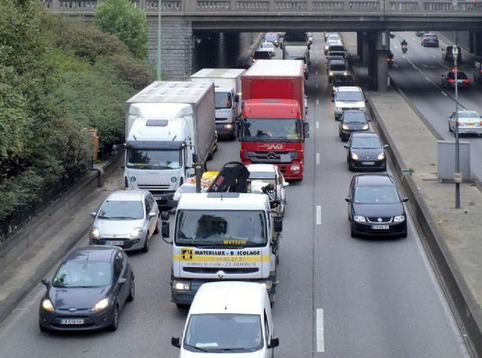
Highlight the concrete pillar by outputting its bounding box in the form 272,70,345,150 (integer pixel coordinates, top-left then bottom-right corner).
361,32,370,66
376,31,389,92
367,31,378,90
473,31,482,56
357,32,363,61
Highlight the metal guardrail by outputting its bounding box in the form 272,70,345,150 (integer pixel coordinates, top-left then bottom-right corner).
39,0,482,16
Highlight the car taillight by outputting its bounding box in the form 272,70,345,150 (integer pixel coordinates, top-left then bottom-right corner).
448,79,454,83
464,79,470,83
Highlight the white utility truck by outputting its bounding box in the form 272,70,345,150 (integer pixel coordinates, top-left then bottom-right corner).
190,68,245,139
124,81,217,206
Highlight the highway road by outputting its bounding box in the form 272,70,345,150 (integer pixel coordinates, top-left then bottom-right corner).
389,32,482,180
0,33,471,357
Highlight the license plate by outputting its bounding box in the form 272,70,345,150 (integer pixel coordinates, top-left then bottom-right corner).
107,240,124,246
60,318,84,325
362,161,375,165
371,225,389,230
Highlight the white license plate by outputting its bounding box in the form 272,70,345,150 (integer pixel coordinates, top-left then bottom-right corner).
362,161,375,165
108,240,124,246
371,225,389,230
60,318,84,325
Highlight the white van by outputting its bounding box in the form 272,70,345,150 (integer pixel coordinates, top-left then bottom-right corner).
172,282,279,357
332,86,366,120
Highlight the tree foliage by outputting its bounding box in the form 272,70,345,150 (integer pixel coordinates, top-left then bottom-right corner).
93,0,149,60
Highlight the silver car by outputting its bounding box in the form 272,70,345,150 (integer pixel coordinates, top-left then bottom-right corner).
448,110,482,136
89,190,160,253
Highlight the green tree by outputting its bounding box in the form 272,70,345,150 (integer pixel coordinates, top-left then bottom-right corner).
93,0,149,60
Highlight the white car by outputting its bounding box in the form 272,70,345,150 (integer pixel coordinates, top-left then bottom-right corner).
258,41,276,57
247,164,288,216
448,110,482,136
89,190,159,252
171,282,279,357
332,86,366,120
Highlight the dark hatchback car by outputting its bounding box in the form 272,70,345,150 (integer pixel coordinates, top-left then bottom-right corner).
345,174,408,238
39,246,134,332
344,132,388,171
441,70,470,90
339,110,370,141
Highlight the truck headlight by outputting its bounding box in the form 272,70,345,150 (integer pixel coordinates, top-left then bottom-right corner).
394,215,405,222
225,124,233,129
91,228,100,239
351,153,359,160
262,281,273,290
41,298,55,312
353,215,366,223
172,279,190,291
290,164,300,172
91,298,110,312
129,227,143,239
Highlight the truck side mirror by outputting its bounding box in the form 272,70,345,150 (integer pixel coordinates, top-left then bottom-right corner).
304,123,310,139
273,216,282,233
268,337,280,349
171,337,181,348
234,94,239,102
192,153,198,163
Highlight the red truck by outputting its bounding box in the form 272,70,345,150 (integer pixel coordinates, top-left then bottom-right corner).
239,60,309,180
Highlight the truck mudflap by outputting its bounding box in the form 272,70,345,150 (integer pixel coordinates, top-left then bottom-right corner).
171,274,278,307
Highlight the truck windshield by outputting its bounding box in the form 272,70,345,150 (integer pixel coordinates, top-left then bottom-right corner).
175,210,267,246
126,149,181,170
242,118,301,142
214,92,232,109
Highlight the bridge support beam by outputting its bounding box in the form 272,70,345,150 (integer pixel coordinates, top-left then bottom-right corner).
471,31,482,56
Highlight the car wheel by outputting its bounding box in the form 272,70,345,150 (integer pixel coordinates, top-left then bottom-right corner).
350,224,357,238
176,303,189,309
127,275,135,302
348,161,354,172
448,123,452,132
108,305,119,331
39,323,48,333
142,235,150,253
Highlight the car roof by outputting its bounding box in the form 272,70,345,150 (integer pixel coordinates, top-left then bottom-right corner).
354,173,395,186
351,131,378,137
189,282,267,315
105,190,148,201
336,86,362,92
64,246,119,263
247,163,277,173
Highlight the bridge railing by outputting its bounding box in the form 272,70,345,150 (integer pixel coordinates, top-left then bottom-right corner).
39,0,482,15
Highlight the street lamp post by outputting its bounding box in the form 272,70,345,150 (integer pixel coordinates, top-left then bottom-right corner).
157,0,162,81
453,43,461,209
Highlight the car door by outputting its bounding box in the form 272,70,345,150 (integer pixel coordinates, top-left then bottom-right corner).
115,252,130,307
144,194,155,238
347,177,356,220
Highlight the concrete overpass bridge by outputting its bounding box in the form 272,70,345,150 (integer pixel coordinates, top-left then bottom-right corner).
42,0,482,89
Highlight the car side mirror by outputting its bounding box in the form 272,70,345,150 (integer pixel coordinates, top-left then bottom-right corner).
41,278,50,287
268,337,280,348
118,277,127,285
344,144,349,149
90,211,97,218
149,211,157,218
401,197,409,202
171,337,181,348
383,144,389,149
345,196,352,202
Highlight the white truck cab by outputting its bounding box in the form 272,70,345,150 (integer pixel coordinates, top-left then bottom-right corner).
171,281,279,357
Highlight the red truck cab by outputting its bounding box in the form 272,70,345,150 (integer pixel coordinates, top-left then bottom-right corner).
239,60,309,180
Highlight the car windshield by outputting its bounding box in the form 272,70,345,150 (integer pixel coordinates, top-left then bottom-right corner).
98,200,144,220
214,92,232,109
175,210,267,246
447,72,468,80
242,118,301,142
343,112,367,123
126,148,181,169
335,91,364,101
354,185,400,204
458,112,479,119
330,63,347,71
184,314,263,353
351,136,381,149
52,261,112,288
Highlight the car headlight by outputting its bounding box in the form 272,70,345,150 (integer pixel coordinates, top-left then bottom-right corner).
129,227,143,239
351,153,359,160
362,124,369,130
172,279,190,291
343,71,348,76
92,298,110,312
225,124,233,129
342,124,350,130
91,228,100,239
353,215,366,223
329,71,334,76
378,152,385,160
41,298,55,312
394,215,405,222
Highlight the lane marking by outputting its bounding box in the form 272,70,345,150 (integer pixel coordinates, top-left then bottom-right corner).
316,205,322,225
316,99,320,106
316,308,325,352
316,153,320,165
316,121,319,129
441,91,448,97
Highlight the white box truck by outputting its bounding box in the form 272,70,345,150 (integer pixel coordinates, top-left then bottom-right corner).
124,81,218,206
190,68,245,139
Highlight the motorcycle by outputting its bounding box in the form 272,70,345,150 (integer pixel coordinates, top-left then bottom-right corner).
387,54,394,67
401,44,408,54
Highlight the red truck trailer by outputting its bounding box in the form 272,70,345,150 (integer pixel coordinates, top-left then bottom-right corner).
239,60,309,180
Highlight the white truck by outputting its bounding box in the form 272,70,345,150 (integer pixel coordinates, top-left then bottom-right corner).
161,192,282,307
190,68,245,139
124,81,218,207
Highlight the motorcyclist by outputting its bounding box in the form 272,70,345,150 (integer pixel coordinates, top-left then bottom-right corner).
401,39,408,47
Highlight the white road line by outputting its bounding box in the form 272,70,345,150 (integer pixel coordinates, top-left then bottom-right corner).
316,205,322,225
316,308,325,352
316,153,320,165
441,91,448,97
316,121,319,129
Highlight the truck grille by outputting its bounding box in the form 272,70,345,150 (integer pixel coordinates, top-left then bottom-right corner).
246,151,298,163
183,267,259,274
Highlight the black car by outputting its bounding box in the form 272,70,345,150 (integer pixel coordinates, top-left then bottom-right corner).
344,132,388,171
345,174,408,238
339,110,370,141
39,246,134,332
441,70,470,89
